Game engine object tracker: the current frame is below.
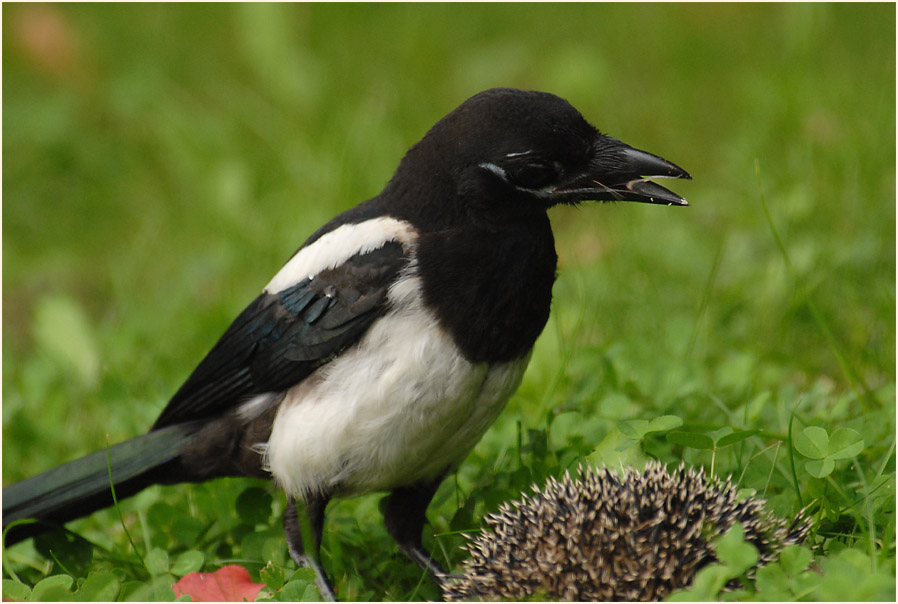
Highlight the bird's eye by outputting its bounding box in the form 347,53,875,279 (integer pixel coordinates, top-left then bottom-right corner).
507,160,561,190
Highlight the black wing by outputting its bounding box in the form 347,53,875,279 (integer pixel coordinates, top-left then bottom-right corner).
152,241,409,429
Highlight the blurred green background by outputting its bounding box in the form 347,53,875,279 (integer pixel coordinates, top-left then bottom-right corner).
2,3,895,600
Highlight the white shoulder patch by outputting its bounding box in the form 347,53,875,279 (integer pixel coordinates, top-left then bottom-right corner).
264,217,416,294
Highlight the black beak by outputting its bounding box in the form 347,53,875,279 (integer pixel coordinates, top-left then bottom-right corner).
555,137,691,206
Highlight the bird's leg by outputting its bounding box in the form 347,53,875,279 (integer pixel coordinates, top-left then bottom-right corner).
382,477,447,587
283,494,335,601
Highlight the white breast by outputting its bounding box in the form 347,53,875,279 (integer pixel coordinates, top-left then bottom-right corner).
263,273,530,500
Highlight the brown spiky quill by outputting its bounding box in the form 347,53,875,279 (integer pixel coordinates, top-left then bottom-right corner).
443,462,809,602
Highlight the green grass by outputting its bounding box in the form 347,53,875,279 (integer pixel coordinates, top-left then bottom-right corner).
3,3,895,601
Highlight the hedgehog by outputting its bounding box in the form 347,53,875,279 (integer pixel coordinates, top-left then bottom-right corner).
442,462,809,602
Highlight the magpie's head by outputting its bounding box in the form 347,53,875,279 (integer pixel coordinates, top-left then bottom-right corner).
397,88,690,223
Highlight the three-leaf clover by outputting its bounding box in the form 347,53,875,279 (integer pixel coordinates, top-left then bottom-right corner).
793,426,864,478
665,426,761,476
616,415,683,450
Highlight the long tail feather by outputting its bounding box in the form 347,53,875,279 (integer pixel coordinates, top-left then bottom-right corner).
3,422,202,545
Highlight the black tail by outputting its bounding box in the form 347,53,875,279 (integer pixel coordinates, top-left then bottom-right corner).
3,422,203,545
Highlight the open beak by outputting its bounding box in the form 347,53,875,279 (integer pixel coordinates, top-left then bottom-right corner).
556,137,691,206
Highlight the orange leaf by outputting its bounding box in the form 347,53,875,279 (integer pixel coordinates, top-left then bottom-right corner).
172,565,266,602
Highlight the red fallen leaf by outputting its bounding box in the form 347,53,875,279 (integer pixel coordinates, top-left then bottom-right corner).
172,565,266,602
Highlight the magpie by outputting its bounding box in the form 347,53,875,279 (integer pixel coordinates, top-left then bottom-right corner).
2,88,690,598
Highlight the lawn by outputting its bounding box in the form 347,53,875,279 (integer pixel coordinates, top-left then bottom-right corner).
2,3,895,601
